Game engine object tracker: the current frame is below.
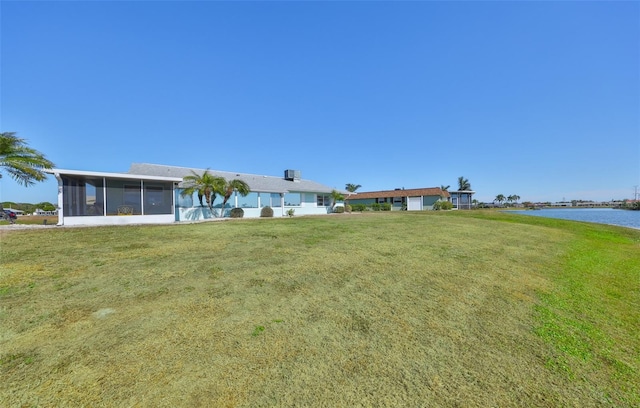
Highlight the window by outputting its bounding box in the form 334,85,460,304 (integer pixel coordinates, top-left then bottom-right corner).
317,194,331,206
176,189,194,208
259,192,271,207
284,193,301,207
238,192,258,208
106,180,141,215
271,193,282,208
62,176,104,216
144,183,173,214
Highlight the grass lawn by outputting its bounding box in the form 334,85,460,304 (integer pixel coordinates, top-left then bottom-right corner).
1,211,638,407
0,215,58,226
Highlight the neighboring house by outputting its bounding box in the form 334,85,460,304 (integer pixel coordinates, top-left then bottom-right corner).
45,164,343,226
347,187,450,211
34,208,57,216
448,190,475,210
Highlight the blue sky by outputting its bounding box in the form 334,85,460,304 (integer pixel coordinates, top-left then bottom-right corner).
1,1,638,204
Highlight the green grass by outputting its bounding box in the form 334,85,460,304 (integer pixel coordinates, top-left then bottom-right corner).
1,211,638,407
0,215,57,226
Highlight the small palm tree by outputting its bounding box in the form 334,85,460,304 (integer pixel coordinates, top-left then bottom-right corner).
440,185,450,192
457,176,471,191
181,170,225,213
1,132,54,186
218,178,251,217
331,189,345,209
494,194,506,207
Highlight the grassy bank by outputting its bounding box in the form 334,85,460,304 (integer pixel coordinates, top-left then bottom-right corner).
1,212,638,407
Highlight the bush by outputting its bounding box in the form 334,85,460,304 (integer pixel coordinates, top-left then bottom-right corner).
334,206,345,213
230,208,244,218
433,200,453,210
351,204,367,212
260,206,274,217
371,203,381,211
286,208,295,217
345,204,352,213
381,203,391,211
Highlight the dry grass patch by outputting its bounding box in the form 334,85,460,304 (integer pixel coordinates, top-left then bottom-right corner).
1,212,638,406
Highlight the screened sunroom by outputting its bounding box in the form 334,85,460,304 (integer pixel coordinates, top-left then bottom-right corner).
46,169,183,226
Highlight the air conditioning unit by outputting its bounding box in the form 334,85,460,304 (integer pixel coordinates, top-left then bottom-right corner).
284,170,301,181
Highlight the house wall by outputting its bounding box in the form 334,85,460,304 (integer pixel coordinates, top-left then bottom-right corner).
350,196,443,211
176,205,330,220
348,198,377,205
422,196,441,210
175,190,332,220
61,214,176,226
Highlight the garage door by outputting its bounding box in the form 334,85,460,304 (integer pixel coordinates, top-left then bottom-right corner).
407,196,422,211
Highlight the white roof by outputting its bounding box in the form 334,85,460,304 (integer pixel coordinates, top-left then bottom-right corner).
128,163,339,194
45,168,183,182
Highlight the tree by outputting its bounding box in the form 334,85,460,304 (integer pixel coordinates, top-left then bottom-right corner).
1,132,55,186
457,176,471,191
344,183,361,211
440,185,450,192
331,189,345,209
494,194,506,206
345,183,361,193
507,195,520,206
1,132,55,219
219,178,251,217
180,170,225,214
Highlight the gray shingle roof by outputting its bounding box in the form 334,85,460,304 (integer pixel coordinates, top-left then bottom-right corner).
128,163,337,194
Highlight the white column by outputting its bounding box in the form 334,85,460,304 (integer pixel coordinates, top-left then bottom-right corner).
280,193,285,217
54,173,64,225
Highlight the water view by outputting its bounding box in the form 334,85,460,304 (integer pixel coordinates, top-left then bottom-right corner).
509,208,640,230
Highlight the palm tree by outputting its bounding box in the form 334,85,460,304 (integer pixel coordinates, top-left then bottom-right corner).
330,189,345,209
180,169,225,214
494,194,506,207
440,185,450,192
1,132,54,186
457,176,471,191
344,183,361,211
345,183,361,193
218,178,251,217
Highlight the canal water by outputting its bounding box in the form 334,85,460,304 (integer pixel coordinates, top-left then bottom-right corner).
508,208,640,230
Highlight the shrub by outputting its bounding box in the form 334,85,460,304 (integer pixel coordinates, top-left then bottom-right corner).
334,206,345,213
381,203,391,211
286,208,295,217
260,206,274,217
351,204,367,212
230,208,244,218
433,200,453,210
345,204,352,213
371,203,381,211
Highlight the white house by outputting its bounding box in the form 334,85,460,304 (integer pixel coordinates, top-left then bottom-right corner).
46,163,343,226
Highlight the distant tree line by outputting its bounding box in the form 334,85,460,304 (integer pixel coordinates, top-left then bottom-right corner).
1,201,56,213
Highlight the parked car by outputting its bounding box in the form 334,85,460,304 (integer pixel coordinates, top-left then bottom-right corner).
3,209,17,220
